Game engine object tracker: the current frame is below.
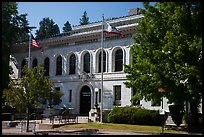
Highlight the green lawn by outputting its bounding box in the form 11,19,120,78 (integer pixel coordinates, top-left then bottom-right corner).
55,123,189,134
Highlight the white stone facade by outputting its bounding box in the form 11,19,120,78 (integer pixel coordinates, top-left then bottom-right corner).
10,14,171,116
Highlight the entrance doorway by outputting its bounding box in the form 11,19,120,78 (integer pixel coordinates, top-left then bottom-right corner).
80,85,91,115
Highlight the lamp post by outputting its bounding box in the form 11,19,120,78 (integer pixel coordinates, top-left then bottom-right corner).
158,85,166,134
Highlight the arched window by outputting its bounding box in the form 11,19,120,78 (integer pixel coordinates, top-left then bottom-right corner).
69,54,76,74
21,59,27,77
44,57,49,76
56,55,62,75
32,58,38,68
83,52,90,73
98,50,106,73
115,49,123,72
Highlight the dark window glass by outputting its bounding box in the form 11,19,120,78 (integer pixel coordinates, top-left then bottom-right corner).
114,85,121,100
115,49,123,72
99,89,101,102
69,90,72,102
55,87,60,91
113,85,121,106
83,52,90,73
32,58,38,68
56,56,62,75
21,59,27,77
69,54,76,74
44,57,49,76
98,50,106,73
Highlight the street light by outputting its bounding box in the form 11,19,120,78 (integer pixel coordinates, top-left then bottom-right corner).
158,85,166,134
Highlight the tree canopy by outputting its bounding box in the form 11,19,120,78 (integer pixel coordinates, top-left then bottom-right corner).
124,2,202,126
63,21,72,32
79,11,90,25
3,65,64,132
3,65,64,112
35,17,60,39
2,2,30,93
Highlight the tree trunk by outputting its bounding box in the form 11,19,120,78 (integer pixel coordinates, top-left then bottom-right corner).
26,106,30,132
188,101,199,130
2,44,9,92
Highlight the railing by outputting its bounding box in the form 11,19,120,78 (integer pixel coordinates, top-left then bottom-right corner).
40,109,78,124
19,115,36,132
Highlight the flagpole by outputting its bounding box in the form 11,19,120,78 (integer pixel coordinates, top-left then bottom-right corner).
28,32,31,69
100,14,104,123
26,31,32,132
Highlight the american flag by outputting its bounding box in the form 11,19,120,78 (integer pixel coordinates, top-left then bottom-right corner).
31,34,40,48
31,34,44,54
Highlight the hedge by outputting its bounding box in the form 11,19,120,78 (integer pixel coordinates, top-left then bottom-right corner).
108,106,167,126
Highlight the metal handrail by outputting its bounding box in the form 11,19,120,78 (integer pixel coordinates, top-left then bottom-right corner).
19,113,36,132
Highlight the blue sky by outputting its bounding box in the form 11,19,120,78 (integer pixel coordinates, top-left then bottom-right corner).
17,2,154,37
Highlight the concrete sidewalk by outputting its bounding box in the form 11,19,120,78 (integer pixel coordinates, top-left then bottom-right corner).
2,127,159,135
2,119,201,135
3,126,202,135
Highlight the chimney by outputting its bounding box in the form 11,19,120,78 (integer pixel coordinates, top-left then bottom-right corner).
128,8,140,16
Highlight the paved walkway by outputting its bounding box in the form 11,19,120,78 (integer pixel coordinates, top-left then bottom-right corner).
2,127,159,135
3,118,156,135
2,118,201,135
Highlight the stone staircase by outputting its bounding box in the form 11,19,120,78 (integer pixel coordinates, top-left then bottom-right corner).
77,116,90,123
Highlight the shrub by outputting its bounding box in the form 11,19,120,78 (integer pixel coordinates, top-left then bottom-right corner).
132,108,164,126
108,106,140,124
108,106,166,126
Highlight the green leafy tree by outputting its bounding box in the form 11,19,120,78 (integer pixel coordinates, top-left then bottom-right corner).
48,89,64,107
79,11,90,25
2,2,30,94
63,21,72,32
3,65,64,131
35,17,60,39
124,2,202,129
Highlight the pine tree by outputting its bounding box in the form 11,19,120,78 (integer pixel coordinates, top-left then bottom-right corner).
35,17,60,39
79,11,90,25
63,21,72,32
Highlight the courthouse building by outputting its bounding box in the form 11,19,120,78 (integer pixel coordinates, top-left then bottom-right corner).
10,9,172,119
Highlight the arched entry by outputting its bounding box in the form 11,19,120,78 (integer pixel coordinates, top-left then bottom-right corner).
80,85,91,115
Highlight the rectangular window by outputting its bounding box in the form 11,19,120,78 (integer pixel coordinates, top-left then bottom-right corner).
99,89,101,103
113,85,121,106
114,85,121,100
69,90,72,102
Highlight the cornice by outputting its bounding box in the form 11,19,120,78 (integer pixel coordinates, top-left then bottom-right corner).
13,14,142,53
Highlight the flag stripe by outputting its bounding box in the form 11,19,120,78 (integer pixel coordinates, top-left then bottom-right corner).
31,34,43,54
32,39,40,48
